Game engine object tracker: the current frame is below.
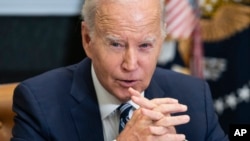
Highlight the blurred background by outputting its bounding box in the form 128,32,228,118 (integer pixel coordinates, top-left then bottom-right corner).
0,0,250,135
0,0,86,83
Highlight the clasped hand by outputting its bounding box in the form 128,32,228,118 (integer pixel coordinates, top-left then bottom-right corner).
116,88,190,141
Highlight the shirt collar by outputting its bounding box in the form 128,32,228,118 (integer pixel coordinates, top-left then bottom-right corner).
91,64,144,120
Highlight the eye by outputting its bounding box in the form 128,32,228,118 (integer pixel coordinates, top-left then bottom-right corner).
110,41,124,48
139,43,151,48
111,42,120,47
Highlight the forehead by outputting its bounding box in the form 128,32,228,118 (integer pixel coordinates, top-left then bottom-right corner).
95,0,161,33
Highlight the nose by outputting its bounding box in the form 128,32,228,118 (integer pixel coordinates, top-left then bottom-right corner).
121,48,138,71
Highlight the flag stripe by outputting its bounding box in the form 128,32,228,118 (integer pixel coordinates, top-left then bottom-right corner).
166,0,186,23
167,7,194,36
165,0,197,39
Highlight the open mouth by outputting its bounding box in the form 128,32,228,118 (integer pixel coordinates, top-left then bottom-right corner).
118,80,138,88
124,80,135,83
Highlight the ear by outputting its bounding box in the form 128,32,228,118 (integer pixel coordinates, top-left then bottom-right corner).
81,21,93,58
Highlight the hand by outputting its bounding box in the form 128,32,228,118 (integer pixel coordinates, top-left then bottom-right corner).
116,88,190,141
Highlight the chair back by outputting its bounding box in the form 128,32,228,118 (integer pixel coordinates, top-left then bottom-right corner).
0,83,18,141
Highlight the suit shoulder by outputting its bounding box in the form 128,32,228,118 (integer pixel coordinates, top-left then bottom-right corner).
20,63,78,89
153,67,208,93
154,67,203,83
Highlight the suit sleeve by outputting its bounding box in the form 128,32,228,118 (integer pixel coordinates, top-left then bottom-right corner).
11,83,50,141
204,82,229,141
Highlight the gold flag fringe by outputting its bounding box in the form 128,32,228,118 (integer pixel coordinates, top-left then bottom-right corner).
178,38,192,67
200,3,250,42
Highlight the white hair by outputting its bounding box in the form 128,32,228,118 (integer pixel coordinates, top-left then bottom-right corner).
81,0,167,37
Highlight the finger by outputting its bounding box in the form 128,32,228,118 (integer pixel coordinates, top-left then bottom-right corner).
141,108,164,120
128,87,141,97
129,87,183,111
151,98,179,105
129,87,178,105
154,103,188,114
129,87,157,109
131,95,157,109
129,87,181,111
148,126,176,135
154,115,190,127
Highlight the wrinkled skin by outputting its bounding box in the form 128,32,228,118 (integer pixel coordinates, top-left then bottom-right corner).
82,0,163,102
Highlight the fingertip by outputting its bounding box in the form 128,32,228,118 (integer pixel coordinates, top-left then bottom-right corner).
180,134,187,140
185,115,190,122
181,115,190,124
128,87,140,96
182,105,188,111
170,98,179,103
128,87,133,92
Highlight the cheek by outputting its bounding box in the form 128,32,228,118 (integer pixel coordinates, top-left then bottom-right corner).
93,50,121,76
142,61,156,79
139,50,159,77
141,49,160,67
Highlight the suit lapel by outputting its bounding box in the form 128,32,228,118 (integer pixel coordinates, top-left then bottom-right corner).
71,100,104,141
70,58,104,141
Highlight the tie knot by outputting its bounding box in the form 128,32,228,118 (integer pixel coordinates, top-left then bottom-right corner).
118,103,133,114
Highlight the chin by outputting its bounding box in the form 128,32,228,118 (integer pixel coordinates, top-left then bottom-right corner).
121,96,131,103
115,89,132,102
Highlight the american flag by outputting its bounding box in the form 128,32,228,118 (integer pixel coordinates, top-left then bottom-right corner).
165,0,204,78
165,0,198,39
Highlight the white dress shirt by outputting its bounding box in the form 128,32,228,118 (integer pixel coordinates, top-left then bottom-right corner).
91,65,142,141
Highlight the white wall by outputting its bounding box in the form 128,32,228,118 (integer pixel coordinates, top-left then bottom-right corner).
0,0,84,16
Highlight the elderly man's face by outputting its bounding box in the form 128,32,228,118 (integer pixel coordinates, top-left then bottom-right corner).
82,0,164,102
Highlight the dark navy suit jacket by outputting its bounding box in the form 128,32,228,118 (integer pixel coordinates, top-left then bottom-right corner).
11,58,229,141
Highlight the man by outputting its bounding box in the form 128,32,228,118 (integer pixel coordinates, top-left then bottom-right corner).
11,0,229,141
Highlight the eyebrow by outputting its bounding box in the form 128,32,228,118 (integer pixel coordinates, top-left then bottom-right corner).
105,35,123,42
104,34,157,44
142,36,156,44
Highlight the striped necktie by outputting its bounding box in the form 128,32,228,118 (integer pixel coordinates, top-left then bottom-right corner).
118,103,133,133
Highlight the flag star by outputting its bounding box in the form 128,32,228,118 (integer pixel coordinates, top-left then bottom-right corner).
214,99,225,114
225,93,237,110
238,85,250,102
